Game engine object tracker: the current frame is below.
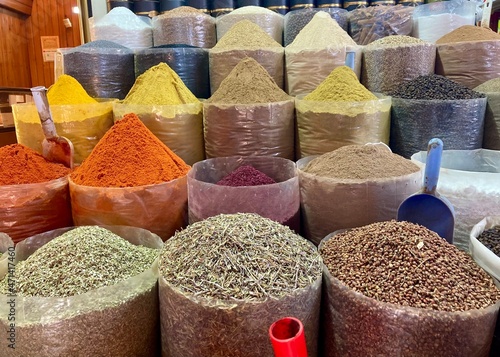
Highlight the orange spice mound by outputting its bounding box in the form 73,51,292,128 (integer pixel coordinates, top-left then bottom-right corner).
0,144,71,185
71,113,190,187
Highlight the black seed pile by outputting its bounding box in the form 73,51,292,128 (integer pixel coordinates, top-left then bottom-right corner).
390,75,486,100
477,226,500,257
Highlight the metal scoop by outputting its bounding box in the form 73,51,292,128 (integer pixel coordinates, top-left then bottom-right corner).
397,138,455,243
30,86,74,169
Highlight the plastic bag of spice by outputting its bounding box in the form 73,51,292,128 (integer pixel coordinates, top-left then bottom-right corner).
0,225,162,357
12,101,115,165
203,100,295,159
470,216,500,282
188,156,300,231
113,103,204,165
295,96,391,158
411,149,500,251
0,177,72,244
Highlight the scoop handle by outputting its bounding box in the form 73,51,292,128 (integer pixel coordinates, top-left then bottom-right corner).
423,138,443,195
31,86,57,139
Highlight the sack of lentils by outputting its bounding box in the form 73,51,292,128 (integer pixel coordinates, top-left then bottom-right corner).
436,26,500,89
61,40,135,100
13,75,115,165
216,6,284,45
209,20,284,94
297,144,422,245
0,144,72,244
152,6,216,48
188,156,300,232
362,35,436,94
319,220,500,357
285,11,362,96
69,113,190,240
158,213,322,357
0,225,162,357
411,148,500,252
470,216,500,284
389,75,487,159
296,66,391,159
474,78,500,150
203,57,294,159
114,63,204,165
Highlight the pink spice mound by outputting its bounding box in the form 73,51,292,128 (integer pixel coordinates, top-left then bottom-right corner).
216,165,276,187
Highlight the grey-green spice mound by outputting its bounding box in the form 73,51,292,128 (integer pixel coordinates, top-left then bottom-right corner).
159,213,322,300
0,226,158,297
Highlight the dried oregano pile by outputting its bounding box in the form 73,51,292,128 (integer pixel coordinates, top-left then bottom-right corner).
159,213,322,300
0,226,158,297
321,220,500,312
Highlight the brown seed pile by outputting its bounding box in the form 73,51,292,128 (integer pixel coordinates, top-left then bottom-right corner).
303,145,420,180
320,220,500,312
436,25,500,44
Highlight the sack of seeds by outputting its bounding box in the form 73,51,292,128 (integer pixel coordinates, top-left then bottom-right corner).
470,216,500,282
319,221,500,357
474,78,500,150
411,149,500,252
113,103,204,165
0,225,162,357
158,213,323,357
297,144,422,245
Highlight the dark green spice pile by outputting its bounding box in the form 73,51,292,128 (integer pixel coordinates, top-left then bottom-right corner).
390,75,486,100
477,226,500,257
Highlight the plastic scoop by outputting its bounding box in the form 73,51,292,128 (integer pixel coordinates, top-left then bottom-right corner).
397,138,455,243
269,317,308,357
30,86,74,169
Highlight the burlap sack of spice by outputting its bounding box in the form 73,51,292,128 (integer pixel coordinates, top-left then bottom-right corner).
411,149,500,252
12,101,115,165
470,216,500,282
0,226,162,357
295,96,391,158
436,41,500,89
113,103,204,166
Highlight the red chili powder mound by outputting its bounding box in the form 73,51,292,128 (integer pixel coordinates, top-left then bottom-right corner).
216,165,276,187
71,113,190,187
0,144,71,185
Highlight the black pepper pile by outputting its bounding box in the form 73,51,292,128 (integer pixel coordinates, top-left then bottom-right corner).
390,75,486,100
320,220,500,312
477,226,500,257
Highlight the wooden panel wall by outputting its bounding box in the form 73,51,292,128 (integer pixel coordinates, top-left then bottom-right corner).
0,0,32,15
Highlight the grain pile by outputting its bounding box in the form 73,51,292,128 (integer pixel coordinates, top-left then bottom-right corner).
214,19,281,49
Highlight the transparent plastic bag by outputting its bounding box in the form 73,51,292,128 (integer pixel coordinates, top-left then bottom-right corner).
362,42,436,94
12,101,115,164
411,149,500,251
113,103,204,165
159,273,321,357
297,151,422,245
203,99,295,159
69,176,188,241
470,216,500,282
284,46,362,96
188,156,300,231
209,48,284,94
436,41,500,90
0,177,72,244
0,225,162,357
295,96,391,158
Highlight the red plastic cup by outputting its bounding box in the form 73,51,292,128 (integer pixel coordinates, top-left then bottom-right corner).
269,317,308,357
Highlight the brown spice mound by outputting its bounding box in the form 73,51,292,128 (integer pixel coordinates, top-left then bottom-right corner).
321,220,500,312
303,145,420,180
436,25,500,44
71,113,190,187
0,144,71,185
205,57,291,104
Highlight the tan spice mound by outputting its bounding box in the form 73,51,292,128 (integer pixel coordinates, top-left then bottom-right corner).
213,20,282,49
436,25,500,44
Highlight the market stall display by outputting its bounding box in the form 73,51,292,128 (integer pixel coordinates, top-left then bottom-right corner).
475,78,500,150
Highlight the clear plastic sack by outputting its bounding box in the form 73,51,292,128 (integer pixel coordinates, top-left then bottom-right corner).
0,225,162,357
209,48,284,94
113,103,204,165
12,101,115,164
69,176,188,241
436,41,500,90
203,99,295,159
295,96,391,158
188,156,300,231
0,177,72,244
411,149,500,251
470,216,500,282
390,97,487,158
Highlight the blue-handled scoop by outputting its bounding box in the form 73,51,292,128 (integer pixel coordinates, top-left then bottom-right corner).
397,138,455,243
